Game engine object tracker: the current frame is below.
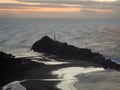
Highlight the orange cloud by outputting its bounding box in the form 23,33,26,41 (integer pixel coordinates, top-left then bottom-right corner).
0,0,16,3
0,0,40,5
0,7,81,13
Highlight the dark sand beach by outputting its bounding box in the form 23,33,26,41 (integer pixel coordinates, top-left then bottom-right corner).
1,48,119,90
19,59,104,90
1,55,120,90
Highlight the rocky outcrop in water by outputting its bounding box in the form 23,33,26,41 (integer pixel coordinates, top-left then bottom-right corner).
31,36,120,71
0,51,44,87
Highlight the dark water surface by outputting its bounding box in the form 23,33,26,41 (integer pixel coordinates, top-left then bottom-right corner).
0,18,120,61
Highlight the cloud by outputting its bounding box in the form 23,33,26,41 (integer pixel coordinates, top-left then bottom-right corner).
0,0,119,19
1,0,119,10
2,0,119,10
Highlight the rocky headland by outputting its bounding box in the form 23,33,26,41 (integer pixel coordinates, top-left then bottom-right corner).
31,36,120,71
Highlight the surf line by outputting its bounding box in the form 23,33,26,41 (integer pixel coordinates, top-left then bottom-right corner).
51,67,105,90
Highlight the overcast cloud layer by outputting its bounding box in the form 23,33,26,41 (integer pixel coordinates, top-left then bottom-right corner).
0,0,119,19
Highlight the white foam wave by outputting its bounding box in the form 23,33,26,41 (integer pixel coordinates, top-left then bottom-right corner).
32,59,69,65
52,67,105,90
1,80,27,90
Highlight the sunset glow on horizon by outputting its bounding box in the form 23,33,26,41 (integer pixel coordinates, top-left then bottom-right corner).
0,7,81,13
0,0,119,19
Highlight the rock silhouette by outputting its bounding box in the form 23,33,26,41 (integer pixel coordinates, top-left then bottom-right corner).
0,51,44,87
31,36,120,71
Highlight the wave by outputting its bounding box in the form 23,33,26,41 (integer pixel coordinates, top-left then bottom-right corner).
52,67,104,90
0,18,120,61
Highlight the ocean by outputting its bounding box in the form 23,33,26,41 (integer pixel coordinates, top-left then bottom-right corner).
0,18,120,90
0,18,120,61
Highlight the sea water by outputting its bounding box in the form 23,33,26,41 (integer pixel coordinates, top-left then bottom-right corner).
0,18,120,61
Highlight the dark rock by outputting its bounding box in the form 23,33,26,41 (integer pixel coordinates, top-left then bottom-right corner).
0,51,44,87
31,36,93,59
31,36,55,53
31,36,120,71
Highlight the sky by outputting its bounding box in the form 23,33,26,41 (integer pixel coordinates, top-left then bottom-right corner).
0,0,120,19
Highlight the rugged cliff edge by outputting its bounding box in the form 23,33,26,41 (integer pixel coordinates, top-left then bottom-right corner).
31,36,120,71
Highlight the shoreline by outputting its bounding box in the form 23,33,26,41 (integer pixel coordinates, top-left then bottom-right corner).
1,58,104,90
1,51,120,90
20,64,62,90
52,66,104,90
74,69,120,90
16,60,105,90
0,51,101,90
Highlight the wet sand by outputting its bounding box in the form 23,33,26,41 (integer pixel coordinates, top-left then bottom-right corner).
2,59,120,90
75,70,120,90
2,58,120,90
19,60,103,90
